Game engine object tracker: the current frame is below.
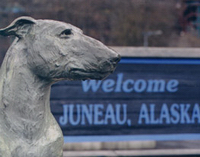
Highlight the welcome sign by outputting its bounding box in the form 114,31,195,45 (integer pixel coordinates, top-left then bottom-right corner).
50,58,200,142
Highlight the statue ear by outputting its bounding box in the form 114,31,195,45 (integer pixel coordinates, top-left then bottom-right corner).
0,16,36,38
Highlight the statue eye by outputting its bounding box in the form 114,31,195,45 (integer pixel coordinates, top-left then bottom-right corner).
60,29,73,38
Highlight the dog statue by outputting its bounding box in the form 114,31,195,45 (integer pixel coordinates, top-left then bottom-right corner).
0,17,120,157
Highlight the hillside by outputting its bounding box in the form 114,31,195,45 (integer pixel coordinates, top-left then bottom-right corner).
0,0,199,63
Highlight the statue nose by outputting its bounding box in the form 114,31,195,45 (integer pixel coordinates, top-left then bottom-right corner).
111,54,121,64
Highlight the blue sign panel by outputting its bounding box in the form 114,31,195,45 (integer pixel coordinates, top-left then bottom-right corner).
50,58,200,142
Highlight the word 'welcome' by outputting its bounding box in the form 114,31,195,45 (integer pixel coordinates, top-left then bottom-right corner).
82,73,179,93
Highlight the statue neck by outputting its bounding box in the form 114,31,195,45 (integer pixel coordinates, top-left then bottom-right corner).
0,41,52,140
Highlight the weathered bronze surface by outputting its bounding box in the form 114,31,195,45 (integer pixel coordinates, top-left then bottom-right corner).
0,17,120,157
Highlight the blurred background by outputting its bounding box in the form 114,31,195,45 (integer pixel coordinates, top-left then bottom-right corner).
1,0,200,62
